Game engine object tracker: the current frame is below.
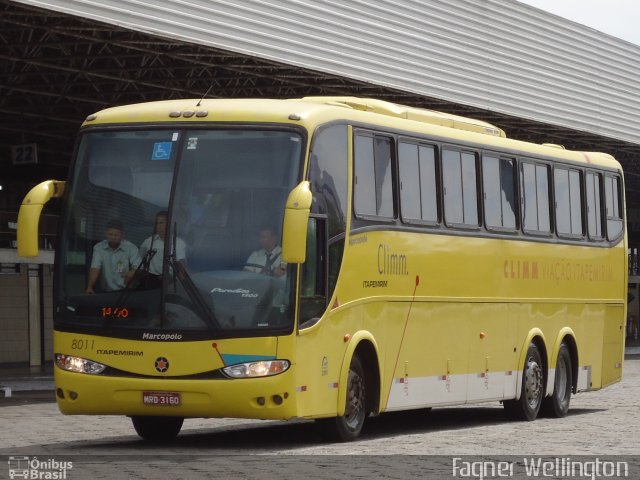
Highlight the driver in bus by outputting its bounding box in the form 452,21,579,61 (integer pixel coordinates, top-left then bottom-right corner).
244,225,286,277
85,219,141,294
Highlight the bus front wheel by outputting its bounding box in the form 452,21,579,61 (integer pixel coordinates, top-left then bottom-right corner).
541,342,572,417
504,342,544,421
131,416,184,441
318,354,367,441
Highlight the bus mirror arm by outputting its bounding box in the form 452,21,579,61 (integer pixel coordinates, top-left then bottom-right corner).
282,181,312,264
17,180,66,257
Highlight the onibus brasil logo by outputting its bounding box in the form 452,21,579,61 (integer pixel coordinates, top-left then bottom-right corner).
7,456,73,479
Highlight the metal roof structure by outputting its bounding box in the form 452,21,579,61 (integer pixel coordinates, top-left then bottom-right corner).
2,0,640,206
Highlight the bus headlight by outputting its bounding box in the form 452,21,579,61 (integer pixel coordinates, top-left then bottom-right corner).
55,354,106,375
222,360,290,378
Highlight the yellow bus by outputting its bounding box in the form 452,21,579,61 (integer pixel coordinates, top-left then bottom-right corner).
18,97,627,441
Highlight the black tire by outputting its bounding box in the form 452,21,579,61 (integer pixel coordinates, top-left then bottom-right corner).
131,416,184,442
504,342,544,421
317,355,367,441
542,342,572,418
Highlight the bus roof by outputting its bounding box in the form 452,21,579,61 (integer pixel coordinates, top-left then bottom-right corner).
83,97,621,171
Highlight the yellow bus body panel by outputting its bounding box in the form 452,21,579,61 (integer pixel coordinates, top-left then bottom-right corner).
332,228,625,410
54,332,299,419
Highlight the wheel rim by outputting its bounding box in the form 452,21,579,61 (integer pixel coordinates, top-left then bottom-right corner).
556,355,569,403
344,368,365,430
524,355,543,408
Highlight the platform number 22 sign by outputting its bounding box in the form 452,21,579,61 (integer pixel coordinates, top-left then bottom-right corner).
11,143,38,165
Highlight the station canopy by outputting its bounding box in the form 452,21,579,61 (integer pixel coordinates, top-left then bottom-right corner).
2,0,640,205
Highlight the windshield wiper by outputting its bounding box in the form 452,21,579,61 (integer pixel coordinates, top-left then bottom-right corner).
165,224,220,330
116,247,156,292
112,248,157,309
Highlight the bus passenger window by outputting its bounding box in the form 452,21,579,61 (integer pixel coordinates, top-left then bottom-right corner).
605,175,623,240
354,135,377,217
443,149,478,227
354,133,394,219
482,155,516,230
521,162,551,235
399,142,421,220
374,136,394,218
399,142,437,223
569,170,583,236
586,172,603,240
554,167,583,237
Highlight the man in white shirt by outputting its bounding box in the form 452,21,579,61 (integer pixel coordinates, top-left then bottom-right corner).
244,226,285,276
139,211,187,287
86,220,141,294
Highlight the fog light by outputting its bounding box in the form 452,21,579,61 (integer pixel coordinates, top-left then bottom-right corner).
56,388,65,399
69,391,78,400
272,394,283,405
257,396,265,406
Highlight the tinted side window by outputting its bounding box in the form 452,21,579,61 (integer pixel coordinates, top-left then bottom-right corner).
521,162,551,235
399,142,438,223
554,168,571,235
310,124,348,238
554,167,583,237
309,124,349,301
354,134,376,216
536,165,551,233
569,170,583,236
605,174,623,240
354,133,394,219
585,171,603,240
482,155,516,230
443,149,478,226
374,136,394,218
399,142,420,220
419,146,438,222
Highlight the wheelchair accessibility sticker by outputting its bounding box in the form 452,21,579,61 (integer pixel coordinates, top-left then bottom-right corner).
151,142,173,160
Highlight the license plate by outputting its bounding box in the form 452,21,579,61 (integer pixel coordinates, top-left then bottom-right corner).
142,391,181,406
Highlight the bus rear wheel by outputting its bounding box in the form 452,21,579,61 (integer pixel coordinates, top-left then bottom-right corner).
317,354,367,441
504,342,544,421
542,342,572,417
131,416,184,441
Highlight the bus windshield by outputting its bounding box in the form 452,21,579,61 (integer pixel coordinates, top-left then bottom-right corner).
56,127,304,338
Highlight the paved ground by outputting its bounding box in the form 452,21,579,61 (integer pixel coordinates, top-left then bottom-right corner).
1,358,639,479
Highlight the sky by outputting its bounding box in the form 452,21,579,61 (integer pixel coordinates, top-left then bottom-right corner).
517,0,640,46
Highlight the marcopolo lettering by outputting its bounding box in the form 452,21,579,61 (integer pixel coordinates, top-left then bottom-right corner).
142,332,183,340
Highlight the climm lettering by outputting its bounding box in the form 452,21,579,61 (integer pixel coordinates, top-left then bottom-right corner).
503,260,539,280
378,244,408,275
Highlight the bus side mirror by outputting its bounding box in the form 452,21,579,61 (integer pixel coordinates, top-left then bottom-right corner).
17,180,65,257
282,181,312,264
